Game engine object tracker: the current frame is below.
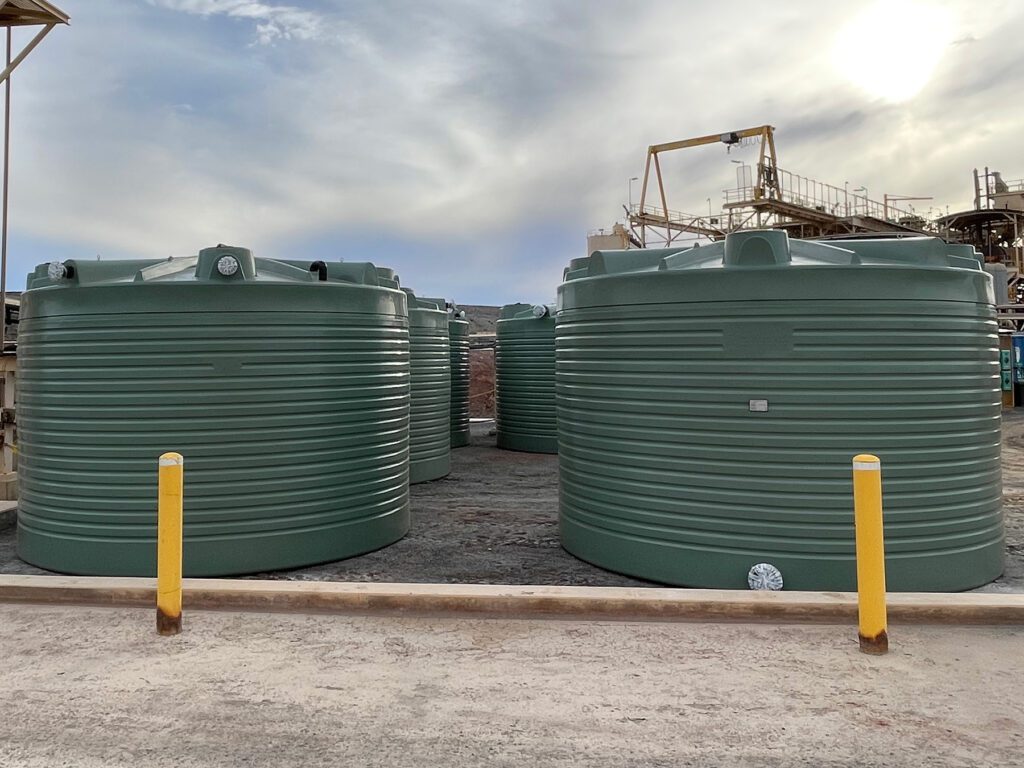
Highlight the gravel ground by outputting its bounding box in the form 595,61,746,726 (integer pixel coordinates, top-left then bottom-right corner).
2,418,1023,591
1,604,1022,768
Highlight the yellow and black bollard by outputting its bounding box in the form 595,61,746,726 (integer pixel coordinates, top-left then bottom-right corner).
157,452,184,636
852,454,887,655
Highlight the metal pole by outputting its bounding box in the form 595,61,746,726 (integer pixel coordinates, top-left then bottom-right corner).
1014,216,1020,274
852,454,888,655
0,23,52,87
157,452,184,636
1,27,10,351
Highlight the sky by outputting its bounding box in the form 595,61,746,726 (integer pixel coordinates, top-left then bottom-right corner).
4,0,1024,303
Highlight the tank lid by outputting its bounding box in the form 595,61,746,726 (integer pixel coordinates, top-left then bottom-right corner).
819,236,984,269
374,267,402,289
271,258,385,286
282,259,391,286
402,288,446,312
563,231,986,281
499,302,555,320
418,296,469,322
420,294,452,311
565,247,686,281
28,247,396,290
446,299,468,322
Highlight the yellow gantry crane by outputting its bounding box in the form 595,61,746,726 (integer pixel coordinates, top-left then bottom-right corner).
627,124,929,248
639,124,779,212
631,125,779,246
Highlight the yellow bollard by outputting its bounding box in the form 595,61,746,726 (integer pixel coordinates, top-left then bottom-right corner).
156,452,184,636
852,454,887,655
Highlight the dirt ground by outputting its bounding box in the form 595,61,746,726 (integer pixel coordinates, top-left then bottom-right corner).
0,603,1021,768
469,347,495,418
1,416,1023,591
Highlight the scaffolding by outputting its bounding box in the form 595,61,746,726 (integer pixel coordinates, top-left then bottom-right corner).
935,167,1024,271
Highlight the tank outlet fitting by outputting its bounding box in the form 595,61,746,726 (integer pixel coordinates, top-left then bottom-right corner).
747,562,784,591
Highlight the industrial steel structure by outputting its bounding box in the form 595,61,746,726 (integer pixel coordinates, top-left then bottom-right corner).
628,125,931,248
623,124,1024,331
936,168,1024,324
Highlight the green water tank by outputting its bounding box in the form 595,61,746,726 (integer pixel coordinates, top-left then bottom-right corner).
17,246,410,576
495,303,557,453
557,231,1003,591
403,290,451,483
449,303,471,448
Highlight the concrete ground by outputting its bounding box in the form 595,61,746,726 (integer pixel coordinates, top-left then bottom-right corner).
2,416,1023,591
0,603,1020,767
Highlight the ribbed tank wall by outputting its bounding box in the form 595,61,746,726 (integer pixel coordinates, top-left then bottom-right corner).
557,234,1003,592
17,307,410,577
408,309,451,483
496,307,557,454
449,319,471,448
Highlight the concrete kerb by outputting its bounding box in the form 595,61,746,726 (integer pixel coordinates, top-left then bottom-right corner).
1,575,1023,625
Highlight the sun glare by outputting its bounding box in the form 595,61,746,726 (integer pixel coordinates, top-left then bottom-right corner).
833,0,955,102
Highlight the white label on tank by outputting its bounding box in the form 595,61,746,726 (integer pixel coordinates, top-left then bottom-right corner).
749,399,769,412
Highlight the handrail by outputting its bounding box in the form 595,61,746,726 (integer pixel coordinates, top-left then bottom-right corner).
721,166,921,223
629,164,944,236
629,203,724,230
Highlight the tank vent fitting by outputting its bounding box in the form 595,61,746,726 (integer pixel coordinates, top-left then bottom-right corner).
47,261,67,281
747,562,784,591
310,261,328,282
532,304,548,318
216,255,240,276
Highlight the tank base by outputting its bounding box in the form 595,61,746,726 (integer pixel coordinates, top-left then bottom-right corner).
410,454,451,484
560,513,1005,593
451,430,471,448
496,432,558,454
16,506,410,578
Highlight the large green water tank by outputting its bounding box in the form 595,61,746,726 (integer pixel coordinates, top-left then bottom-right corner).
557,231,1003,591
449,303,471,448
403,290,451,483
17,246,410,576
495,303,557,454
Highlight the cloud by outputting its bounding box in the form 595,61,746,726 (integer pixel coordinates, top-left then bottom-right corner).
147,0,323,44
5,0,1024,303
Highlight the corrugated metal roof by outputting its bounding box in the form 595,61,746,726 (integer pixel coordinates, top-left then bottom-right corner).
0,0,69,27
